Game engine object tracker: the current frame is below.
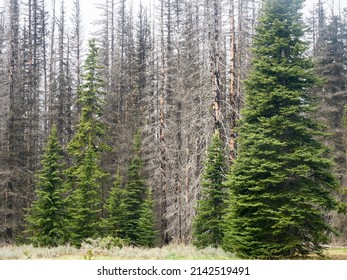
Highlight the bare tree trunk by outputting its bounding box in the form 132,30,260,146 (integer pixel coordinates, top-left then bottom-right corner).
42,0,49,138
229,0,237,161
158,0,169,244
210,0,222,133
48,0,56,131
1,0,27,242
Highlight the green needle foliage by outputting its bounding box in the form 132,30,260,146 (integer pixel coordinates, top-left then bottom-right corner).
136,187,158,247
25,126,67,247
66,39,110,247
223,0,340,259
104,171,127,238
121,130,157,245
193,130,227,248
104,132,157,247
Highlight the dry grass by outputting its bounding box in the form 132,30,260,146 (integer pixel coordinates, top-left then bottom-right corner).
1,244,347,260
0,244,237,260
321,247,347,260
0,244,80,260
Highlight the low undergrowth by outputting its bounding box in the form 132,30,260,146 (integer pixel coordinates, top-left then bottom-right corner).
0,243,236,260
1,243,346,260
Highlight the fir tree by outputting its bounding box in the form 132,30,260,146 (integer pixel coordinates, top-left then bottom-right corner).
136,187,158,247
25,126,66,247
223,0,340,259
66,39,110,247
121,130,156,244
103,171,127,238
193,131,227,248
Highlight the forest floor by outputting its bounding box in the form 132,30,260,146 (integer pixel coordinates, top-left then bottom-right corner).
0,244,235,260
1,244,347,260
318,247,347,260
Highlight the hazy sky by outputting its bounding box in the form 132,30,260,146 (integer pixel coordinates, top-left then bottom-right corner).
80,0,144,34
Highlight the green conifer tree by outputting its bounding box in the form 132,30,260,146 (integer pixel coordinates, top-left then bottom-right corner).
66,39,110,247
121,130,156,245
136,187,158,247
193,131,227,248
104,171,127,237
25,126,66,247
223,0,340,259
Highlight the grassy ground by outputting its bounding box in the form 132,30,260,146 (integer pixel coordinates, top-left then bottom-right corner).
321,247,347,260
1,244,347,260
0,244,237,260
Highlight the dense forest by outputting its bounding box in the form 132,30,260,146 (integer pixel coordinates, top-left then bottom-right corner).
0,0,347,259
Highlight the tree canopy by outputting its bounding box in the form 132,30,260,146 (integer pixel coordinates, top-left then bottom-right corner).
222,0,340,259
25,126,66,247
65,39,110,247
193,131,227,248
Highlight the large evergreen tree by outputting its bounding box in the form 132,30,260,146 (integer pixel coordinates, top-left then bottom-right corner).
223,0,340,259
25,126,66,247
193,131,227,248
66,39,110,247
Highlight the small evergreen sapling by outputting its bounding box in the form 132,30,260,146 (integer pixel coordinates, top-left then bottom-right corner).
193,131,227,248
104,171,127,238
121,130,157,246
25,126,67,247
136,187,158,247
